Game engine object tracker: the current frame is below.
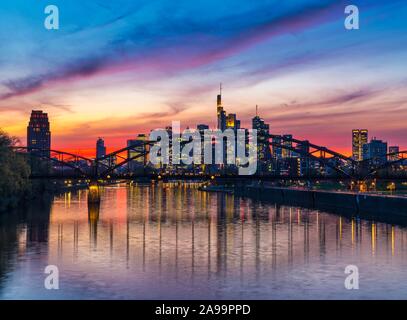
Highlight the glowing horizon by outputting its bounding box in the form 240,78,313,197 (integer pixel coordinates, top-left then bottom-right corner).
1,0,406,157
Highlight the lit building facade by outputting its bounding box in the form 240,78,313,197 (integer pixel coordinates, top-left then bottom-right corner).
282,134,293,159
272,136,282,160
127,134,148,170
295,141,310,176
197,124,210,169
352,129,368,161
252,109,271,171
217,85,226,131
27,110,51,158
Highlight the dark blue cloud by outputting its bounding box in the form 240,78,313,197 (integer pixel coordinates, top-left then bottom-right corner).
0,0,406,101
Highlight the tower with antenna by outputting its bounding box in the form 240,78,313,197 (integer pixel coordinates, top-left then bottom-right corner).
252,105,272,169
217,83,226,130
217,83,222,108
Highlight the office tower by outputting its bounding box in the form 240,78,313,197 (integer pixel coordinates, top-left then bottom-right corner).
388,146,400,161
127,134,148,169
282,134,293,158
362,138,387,165
165,125,174,168
252,107,271,164
197,124,209,167
96,138,106,159
217,84,226,131
27,110,51,158
295,140,310,176
352,129,368,161
226,113,240,130
272,136,282,160
226,113,236,129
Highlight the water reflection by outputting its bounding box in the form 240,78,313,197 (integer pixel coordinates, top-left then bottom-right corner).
88,202,100,247
1,184,407,299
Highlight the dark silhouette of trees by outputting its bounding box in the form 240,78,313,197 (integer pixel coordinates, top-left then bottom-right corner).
0,130,30,210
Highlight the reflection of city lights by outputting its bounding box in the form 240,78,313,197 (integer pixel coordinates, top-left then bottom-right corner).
89,185,98,191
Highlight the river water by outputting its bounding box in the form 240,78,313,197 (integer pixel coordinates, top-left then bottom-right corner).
1,183,407,299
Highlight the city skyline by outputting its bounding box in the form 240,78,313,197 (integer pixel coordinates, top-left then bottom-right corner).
0,0,406,156
20,90,404,159
1,1,407,304
23,105,402,165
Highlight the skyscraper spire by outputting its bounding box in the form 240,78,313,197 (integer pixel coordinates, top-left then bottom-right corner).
217,83,222,108
217,83,226,130
256,105,258,117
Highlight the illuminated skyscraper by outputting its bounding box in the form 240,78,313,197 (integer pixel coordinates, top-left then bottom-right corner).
252,106,271,164
295,141,310,176
282,134,293,159
352,129,368,161
27,110,51,158
272,136,282,160
197,124,209,162
127,134,148,169
217,84,226,131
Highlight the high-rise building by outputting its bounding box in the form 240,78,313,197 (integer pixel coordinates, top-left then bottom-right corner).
272,136,282,160
27,110,51,158
352,129,368,161
127,134,148,169
226,113,235,129
165,125,173,168
197,124,209,166
295,141,310,176
216,85,240,132
252,106,271,165
282,134,293,159
217,84,226,131
215,84,242,168
96,138,106,159
362,138,387,165
388,146,400,161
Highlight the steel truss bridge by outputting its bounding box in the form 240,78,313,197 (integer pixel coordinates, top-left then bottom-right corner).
12,134,407,183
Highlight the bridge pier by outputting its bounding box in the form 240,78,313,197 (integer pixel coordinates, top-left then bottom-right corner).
88,181,101,204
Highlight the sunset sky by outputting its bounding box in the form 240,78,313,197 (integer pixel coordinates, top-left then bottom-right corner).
0,0,406,156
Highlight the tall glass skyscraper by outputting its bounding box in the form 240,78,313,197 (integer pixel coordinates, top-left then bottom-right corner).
217,84,226,131
252,110,271,162
352,129,368,161
27,110,51,158
127,134,148,169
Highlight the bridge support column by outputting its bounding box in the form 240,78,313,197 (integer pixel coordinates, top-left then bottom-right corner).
88,181,101,204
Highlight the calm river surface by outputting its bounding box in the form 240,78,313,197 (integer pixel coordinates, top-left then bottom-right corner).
1,183,407,299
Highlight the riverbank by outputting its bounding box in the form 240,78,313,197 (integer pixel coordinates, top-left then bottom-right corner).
238,186,406,217
0,180,61,212
201,185,407,220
